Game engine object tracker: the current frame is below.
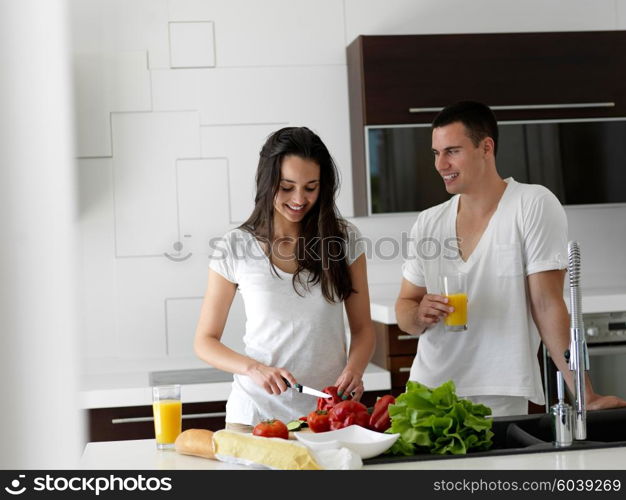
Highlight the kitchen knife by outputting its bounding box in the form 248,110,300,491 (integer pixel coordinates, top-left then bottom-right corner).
282,378,331,399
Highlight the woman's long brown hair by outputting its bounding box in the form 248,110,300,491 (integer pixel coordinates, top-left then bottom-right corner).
239,127,354,303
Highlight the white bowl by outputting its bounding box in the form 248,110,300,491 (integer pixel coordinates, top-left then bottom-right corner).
294,425,400,459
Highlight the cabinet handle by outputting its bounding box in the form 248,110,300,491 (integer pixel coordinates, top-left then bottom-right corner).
183,412,227,420
398,367,412,373
409,102,615,113
111,411,226,424
397,334,419,341
587,344,626,356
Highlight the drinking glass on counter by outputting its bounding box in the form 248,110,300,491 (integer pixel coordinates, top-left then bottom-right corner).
439,273,468,332
152,385,182,450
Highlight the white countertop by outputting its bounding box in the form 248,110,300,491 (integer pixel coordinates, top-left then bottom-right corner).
80,438,626,470
370,284,626,325
79,360,391,410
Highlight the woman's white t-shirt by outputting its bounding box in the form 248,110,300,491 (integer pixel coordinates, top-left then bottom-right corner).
209,222,365,425
402,178,568,404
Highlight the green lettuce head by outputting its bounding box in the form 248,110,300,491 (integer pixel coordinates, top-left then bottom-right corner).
386,380,494,455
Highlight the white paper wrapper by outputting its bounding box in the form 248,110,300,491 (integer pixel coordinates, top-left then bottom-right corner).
312,446,363,470
212,430,362,470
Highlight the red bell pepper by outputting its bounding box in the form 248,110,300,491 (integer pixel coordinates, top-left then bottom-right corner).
328,400,370,430
316,386,344,412
368,394,395,432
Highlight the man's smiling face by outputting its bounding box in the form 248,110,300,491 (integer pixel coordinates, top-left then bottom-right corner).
431,121,491,195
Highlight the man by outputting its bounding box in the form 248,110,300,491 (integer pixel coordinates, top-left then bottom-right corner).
396,101,626,417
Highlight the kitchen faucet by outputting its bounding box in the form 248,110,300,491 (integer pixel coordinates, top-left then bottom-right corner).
566,240,589,440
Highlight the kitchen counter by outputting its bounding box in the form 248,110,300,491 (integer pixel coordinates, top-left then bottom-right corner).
370,284,626,324
80,438,626,470
79,360,391,409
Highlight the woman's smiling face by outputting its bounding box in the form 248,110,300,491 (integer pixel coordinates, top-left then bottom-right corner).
273,154,320,224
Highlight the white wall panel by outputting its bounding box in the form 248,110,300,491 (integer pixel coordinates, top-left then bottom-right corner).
566,206,626,289
344,0,616,43
617,0,626,28
177,157,232,255
200,124,285,223
168,0,345,66
74,51,151,157
152,66,347,125
77,159,118,359
112,111,201,257
73,53,111,157
105,52,152,109
169,21,216,68
346,213,415,286
166,294,246,359
115,255,210,358
69,0,170,68
152,65,353,216
166,298,201,357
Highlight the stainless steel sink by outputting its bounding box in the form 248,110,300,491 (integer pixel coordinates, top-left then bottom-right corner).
511,407,626,445
148,368,233,386
364,407,626,464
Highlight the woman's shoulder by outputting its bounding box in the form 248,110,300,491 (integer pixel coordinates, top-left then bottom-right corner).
340,219,366,264
211,227,261,258
220,227,254,242
341,219,363,239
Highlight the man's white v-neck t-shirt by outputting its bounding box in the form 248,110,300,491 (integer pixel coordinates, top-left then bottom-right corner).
402,178,568,404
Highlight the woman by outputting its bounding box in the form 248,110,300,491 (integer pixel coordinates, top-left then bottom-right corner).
194,127,375,431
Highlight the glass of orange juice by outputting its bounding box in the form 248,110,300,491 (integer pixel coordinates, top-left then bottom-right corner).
439,273,468,332
152,385,182,450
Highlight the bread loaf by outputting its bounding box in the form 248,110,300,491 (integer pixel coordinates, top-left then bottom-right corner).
212,430,322,470
174,429,216,460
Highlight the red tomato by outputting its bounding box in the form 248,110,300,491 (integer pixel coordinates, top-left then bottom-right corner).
252,419,289,439
307,410,330,433
316,386,345,412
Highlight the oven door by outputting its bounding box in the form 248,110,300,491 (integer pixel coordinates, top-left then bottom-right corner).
586,343,626,400
543,343,626,409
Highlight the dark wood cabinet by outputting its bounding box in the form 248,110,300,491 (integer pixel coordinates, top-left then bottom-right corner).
347,30,626,215
371,321,418,396
359,390,393,408
88,400,227,442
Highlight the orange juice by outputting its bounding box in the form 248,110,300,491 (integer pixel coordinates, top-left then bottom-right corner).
153,399,182,445
445,293,468,327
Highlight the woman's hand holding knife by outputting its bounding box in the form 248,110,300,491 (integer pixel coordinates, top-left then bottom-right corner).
246,362,297,395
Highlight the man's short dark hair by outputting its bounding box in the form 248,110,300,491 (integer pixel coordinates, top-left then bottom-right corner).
432,101,499,155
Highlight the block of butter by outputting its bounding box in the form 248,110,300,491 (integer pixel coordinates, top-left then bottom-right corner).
212,430,323,470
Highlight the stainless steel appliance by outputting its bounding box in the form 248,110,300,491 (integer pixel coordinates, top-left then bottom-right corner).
544,310,626,407
581,311,626,400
